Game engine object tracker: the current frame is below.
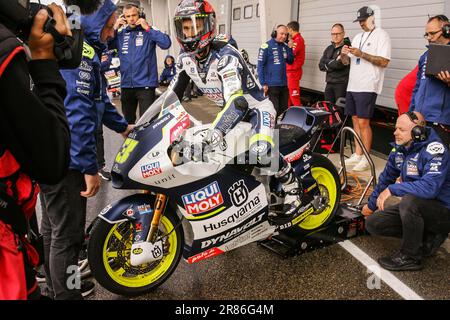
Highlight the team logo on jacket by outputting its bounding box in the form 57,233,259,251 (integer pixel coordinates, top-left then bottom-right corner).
426,142,445,155
141,162,162,178
182,181,224,215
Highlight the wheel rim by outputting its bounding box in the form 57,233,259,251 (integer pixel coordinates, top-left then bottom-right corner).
102,216,178,288
299,166,338,230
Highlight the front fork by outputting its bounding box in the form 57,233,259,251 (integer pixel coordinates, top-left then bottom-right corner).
146,193,167,243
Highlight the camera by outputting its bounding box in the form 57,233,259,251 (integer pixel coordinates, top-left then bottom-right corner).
0,0,101,69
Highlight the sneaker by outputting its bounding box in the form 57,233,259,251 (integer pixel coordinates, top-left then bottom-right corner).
81,280,95,298
343,153,364,166
352,158,370,172
99,168,112,181
423,233,448,257
378,252,422,271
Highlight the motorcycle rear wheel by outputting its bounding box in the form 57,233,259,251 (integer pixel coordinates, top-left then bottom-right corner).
88,211,183,296
297,153,341,231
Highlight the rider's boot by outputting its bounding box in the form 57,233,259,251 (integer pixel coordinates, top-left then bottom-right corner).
275,159,302,217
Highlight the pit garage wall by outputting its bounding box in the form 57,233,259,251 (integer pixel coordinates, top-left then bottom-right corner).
298,0,446,110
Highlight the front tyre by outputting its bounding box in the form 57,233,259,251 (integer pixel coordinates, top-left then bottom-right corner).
88,211,183,296
297,153,341,231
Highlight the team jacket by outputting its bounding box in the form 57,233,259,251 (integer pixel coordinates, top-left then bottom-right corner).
368,128,450,211
286,33,305,75
257,38,294,87
115,25,171,88
159,55,176,84
61,0,128,175
409,44,450,125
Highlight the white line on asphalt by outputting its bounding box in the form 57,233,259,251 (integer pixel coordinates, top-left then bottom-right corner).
339,240,424,300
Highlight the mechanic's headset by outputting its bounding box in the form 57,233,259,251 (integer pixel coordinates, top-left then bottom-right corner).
438,15,450,38
429,14,450,38
271,25,284,38
405,111,428,143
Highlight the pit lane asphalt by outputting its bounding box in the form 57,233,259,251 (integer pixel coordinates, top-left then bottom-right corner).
40,96,450,300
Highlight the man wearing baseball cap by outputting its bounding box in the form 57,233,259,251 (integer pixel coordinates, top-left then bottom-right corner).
340,6,391,171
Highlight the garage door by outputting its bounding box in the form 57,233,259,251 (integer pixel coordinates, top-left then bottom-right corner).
230,0,261,65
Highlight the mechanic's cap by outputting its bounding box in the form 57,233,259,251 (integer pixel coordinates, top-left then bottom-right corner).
353,6,374,22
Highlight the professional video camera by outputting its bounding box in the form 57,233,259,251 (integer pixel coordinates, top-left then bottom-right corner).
0,0,102,69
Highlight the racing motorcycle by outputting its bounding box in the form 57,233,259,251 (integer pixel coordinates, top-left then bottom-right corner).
87,92,341,296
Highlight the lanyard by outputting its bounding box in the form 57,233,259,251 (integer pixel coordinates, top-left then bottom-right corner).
359,28,375,50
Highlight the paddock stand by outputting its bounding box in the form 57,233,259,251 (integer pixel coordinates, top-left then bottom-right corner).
258,204,366,258
259,125,378,258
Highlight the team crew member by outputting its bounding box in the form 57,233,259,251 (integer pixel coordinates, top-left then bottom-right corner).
363,112,450,271
286,21,305,107
114,4,171,124
258,25,294,117
410,15,450,146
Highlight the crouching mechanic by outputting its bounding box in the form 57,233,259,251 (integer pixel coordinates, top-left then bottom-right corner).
362,111,450,271
144,0,301,217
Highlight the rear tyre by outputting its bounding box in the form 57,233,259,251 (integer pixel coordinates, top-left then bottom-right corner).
296,153,341,231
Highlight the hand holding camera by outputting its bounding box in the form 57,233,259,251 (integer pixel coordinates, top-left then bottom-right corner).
28,3,72,60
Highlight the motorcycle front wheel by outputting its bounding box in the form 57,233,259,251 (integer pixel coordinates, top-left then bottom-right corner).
88,211,183,296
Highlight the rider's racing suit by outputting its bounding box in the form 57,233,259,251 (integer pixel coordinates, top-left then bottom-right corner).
167,38,278,167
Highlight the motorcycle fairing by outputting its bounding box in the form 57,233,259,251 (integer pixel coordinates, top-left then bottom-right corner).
98,193,157,244
173,168,277,263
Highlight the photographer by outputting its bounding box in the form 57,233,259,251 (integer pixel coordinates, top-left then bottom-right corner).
0,3,71,299
113,4,171,124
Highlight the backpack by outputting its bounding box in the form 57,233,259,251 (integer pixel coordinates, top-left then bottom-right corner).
0,25,41,299
0,147,41,300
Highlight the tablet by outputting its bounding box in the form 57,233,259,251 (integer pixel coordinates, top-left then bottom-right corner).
425,43,450,76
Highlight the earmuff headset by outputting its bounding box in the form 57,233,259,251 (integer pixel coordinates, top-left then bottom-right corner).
271,25,285,39
405,111,428,142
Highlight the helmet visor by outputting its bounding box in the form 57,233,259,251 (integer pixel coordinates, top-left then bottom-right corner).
174,14,214,42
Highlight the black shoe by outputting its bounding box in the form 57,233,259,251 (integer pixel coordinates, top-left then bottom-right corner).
81,280,95,298
423,233,448,257
378,252,423,271
99,168,112,181
36,271,46,284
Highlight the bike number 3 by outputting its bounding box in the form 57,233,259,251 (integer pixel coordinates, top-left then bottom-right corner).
115,138,139,164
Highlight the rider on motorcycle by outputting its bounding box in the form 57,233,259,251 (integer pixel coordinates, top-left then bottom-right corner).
161,0,301,217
